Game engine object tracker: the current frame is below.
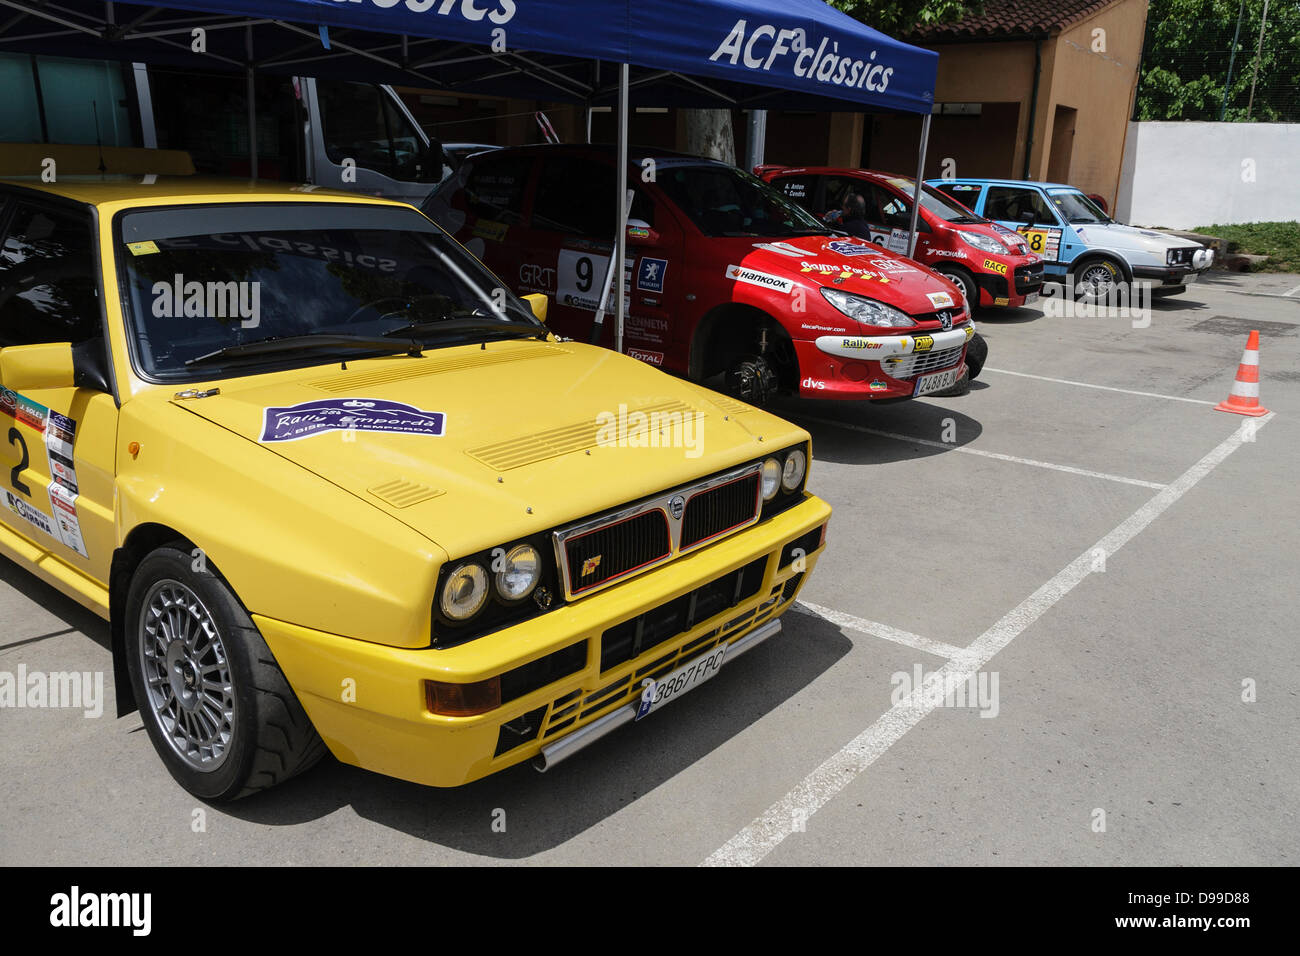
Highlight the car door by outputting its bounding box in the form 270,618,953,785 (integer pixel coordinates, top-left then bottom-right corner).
0,197,117,586
622,190,685,367
982,184,1068,273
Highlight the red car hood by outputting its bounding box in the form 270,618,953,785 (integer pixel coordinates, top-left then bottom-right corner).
716,235,962,317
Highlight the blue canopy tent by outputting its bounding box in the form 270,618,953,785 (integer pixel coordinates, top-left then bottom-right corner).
0,0,939,349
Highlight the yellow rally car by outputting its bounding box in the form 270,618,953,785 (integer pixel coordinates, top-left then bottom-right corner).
0,178,831,799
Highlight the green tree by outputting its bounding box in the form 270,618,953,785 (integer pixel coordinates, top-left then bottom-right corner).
1135,0,1300,121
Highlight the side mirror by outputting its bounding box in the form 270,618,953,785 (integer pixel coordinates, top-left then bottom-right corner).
0,342,75,391
522,293,548,324
626,218,660,246
1021,210,1037,226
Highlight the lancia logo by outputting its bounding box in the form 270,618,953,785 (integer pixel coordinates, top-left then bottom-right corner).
938,311,952,331
581,555,602,577
668,495,686,520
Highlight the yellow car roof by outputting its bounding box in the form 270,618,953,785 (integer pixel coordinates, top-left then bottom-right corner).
0,176,408,209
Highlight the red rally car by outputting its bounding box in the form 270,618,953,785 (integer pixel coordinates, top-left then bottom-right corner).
422,145,974,403
758,166,1045,310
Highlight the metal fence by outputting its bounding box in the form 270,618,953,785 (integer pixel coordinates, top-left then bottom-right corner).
1134,0,1300,122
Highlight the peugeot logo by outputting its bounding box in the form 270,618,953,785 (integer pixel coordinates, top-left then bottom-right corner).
938,311,953,331
668,495,685,520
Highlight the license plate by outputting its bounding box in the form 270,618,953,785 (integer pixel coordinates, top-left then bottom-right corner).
635,642,729,720
1183,272,1198,284
1023,292,1040,305
914,366,959,396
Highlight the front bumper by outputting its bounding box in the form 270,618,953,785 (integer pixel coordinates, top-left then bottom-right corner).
974,262,1044,307
255,494,832,787
1132,263,1208,288
792,324,973,399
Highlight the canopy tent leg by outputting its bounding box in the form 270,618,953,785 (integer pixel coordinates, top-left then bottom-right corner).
745,109,767,172
246,25,258,180
614,61,629,355
905,111,931,259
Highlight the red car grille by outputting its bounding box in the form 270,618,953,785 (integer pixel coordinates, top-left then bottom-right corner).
681,473,762,549
564,511,671,595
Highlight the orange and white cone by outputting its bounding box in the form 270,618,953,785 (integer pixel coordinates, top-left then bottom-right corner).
1214,330,1269,417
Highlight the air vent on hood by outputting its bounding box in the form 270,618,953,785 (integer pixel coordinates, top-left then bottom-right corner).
469,399,700,471
308,343,569,392
367,479,444,509
708,395,757,416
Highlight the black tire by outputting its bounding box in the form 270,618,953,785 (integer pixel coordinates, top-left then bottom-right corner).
124,544,326,801
965,331,988,380
933,266,979,313
1072,256,1125,302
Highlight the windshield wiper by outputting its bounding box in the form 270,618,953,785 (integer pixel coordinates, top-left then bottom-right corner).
381,317,547,341
186,333,423,368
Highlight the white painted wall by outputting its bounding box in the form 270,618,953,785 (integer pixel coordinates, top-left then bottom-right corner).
1115,121,1300,229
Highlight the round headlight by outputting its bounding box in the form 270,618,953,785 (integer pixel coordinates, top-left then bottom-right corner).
761,457,782,500
495,544,541,601
782,449,807,491
441,563,488,621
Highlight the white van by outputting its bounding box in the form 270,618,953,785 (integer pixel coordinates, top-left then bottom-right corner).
0,54,447,202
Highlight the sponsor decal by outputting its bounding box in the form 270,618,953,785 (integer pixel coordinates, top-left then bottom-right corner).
869,380,889,391
840,337,883,350
926,291,956,309
826,239,876,257
5,490,55,539
1017,225,1063,261
627,348,664,366
126,240,159,256
47,482,88,557
260,399,446,443
637,257,668,293
725,264,795,294
994,296,1009,306
912,335,935,352
518,262,555,291
801,377,828,390
801,323,848,332
627,226,650,239
982,258,1008,275
799,261,890,284
472,219,509,243
867,256,912,274
931,249,968,259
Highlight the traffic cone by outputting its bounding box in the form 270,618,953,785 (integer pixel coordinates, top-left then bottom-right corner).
1214,330,1269,417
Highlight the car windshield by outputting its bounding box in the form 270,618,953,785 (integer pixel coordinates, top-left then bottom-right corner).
1048,189,1110,224
116,203,542,381
655,163,828,237
883,176,987,224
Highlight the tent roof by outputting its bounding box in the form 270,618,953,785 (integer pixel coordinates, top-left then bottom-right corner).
0,0,937,114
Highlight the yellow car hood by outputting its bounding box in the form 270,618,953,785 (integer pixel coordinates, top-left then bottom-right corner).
171,339,803,560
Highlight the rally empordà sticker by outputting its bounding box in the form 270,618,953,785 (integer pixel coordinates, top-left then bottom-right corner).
260,399,446,443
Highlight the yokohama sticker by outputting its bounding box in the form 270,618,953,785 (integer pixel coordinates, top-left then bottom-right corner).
260,399,446,443
725,264,795,294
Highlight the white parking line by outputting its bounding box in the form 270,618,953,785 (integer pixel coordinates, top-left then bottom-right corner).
1284,282,1300,298
802,416,1168,489
983,367,1217,405
703,414,1273,867
792,601,964,660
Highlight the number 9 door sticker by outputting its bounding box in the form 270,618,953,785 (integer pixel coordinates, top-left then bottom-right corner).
557,249,634,312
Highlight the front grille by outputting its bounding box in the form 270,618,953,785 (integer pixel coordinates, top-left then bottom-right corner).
552,460,765,600
1167,246,1199,266
599,556,768,671
882,344,964,380
681,473,761,549
1014,262,1044,292
564,510,671,596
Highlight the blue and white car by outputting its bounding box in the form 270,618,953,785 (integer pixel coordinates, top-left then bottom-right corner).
927,178,1214,299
